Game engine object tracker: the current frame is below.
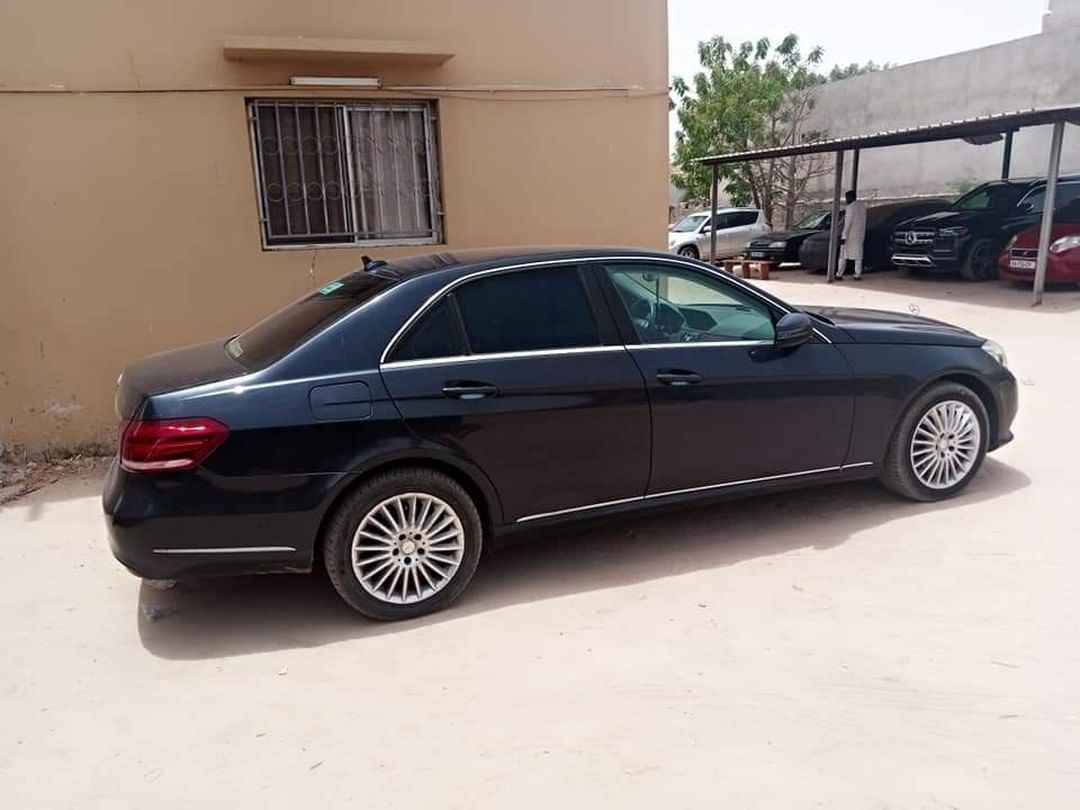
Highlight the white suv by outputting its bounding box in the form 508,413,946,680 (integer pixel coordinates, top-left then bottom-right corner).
668,208,770,260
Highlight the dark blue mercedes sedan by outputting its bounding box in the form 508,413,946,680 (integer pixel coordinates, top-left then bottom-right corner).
104,247,1017,620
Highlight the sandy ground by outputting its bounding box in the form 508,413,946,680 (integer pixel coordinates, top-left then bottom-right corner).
2,272,1079,809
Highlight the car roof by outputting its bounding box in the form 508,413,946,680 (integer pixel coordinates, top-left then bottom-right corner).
375,246,690,280
973,175,1080,189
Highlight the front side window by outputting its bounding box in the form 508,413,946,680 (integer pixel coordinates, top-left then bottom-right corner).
952,183,1026,212
453,266,599,355
1019,182,1080,213
605,263,775,345
250,100,441,248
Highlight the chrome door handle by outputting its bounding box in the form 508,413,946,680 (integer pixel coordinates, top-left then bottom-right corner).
656,370,703,386
441,382,499,400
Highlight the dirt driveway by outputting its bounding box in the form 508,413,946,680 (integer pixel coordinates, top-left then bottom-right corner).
3,273,1078,808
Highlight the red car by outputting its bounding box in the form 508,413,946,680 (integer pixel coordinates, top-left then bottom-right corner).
999,198,1080,284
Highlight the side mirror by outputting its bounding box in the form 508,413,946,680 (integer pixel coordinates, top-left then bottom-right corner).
774,312,814,349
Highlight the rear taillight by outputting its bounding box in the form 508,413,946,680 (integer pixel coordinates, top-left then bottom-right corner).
120,418,229,473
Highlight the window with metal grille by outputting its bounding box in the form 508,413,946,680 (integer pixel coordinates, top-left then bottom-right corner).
248,100,441,248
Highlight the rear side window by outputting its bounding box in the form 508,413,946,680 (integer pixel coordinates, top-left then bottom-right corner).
390,297,466,362
226,271,393,368
730,211,760,226
454,266,599,354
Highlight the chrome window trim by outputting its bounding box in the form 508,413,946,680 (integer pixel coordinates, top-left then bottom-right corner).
628,340,774,350
152,546,298,555
381,345,627,371
378,254,825,366
514,462,874,523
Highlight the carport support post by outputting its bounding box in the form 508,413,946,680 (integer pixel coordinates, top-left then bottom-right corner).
1033,121,1065,306
850,148,861,196
709,163,719,263
826,150,845,283
1001,131,1014,180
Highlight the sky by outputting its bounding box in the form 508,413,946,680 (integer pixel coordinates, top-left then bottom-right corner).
668,0,1047,147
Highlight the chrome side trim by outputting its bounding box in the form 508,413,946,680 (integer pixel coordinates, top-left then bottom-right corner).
152,546,298,555
513,462,874,524
515,495,644,523
378,254,799,365
646,466,842,499
381,345,627,371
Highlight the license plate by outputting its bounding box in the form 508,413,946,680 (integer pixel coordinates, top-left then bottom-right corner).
750,251,765,259
1009,259,1036,270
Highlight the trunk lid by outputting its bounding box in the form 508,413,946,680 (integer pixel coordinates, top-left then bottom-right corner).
116,339,245,419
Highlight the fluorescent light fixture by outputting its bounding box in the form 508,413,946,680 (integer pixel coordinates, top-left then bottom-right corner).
289,76,381,88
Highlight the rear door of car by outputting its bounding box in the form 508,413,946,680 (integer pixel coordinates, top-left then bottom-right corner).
380,262,651,523
725,211,765,257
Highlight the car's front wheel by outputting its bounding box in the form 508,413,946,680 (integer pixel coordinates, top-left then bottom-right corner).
323,468,483,620
678,245,699,259
881,382,990,502
960,238,999,281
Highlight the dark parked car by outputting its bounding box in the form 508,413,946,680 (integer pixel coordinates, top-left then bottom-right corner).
104,247,1017,620
891,176,1080,279
799,199,951,273
745,210,832,264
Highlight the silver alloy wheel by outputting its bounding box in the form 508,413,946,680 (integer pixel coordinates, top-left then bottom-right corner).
909,399,982,490
351,493,465,605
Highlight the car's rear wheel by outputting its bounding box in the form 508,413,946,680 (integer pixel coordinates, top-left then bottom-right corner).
678,245,699,259
960,238,999,281
881,382,989,502
323,468,483,620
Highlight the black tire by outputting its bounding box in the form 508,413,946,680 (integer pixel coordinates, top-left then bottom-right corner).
880,382,990,502
323,467,484,621
678,245,699,259
959,238,999,281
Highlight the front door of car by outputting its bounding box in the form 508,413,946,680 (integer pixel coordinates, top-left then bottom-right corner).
698,213,730,259
594,260,854,497
380,263,651,522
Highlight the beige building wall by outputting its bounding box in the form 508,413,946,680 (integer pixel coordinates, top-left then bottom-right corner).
0,0,669,451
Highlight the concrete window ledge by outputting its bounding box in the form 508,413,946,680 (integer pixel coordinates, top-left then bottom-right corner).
221,35,454,66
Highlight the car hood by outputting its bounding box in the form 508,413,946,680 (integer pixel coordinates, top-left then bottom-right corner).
801,306,983,346
750,229,817,244
900,209,990,230
1013,222,1080,246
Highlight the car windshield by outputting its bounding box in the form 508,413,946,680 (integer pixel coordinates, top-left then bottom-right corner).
671,214,708,232
952,183,1028,211
796,211,828,229
225,270,395,368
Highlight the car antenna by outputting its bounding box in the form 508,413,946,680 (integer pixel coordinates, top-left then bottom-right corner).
361,255,388,272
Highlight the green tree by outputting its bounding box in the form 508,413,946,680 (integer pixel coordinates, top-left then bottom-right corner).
828,60,891,81
672,35,832,228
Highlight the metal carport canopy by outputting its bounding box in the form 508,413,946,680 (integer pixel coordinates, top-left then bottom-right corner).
693,104,1080,304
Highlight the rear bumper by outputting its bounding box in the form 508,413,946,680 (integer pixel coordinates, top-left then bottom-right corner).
102,460,339,579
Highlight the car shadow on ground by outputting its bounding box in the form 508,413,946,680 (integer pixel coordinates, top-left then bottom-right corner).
137,457,1030,661
765,269,1080,314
